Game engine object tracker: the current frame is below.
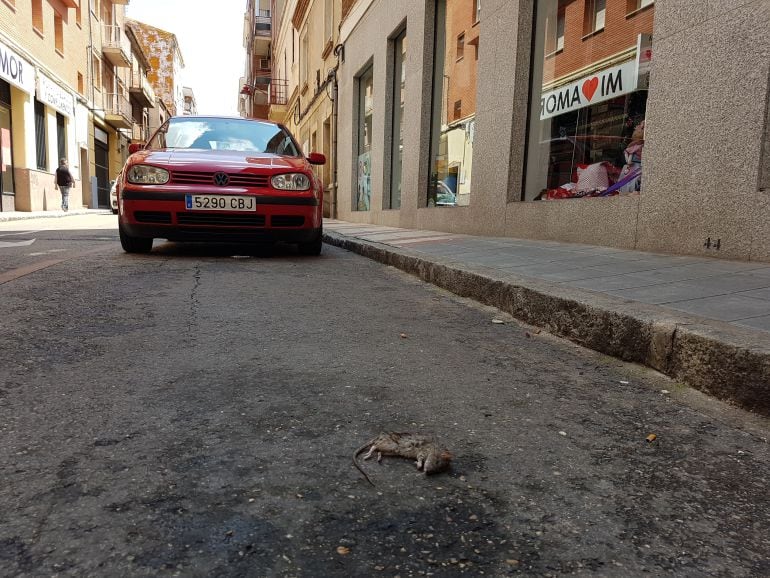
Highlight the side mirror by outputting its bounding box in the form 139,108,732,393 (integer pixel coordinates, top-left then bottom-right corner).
128,143,144,154
307,152,326,165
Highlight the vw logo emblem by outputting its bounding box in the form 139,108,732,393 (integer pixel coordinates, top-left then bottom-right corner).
213,172,230,186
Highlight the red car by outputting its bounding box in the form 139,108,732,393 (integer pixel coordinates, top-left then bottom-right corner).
117,116,325,255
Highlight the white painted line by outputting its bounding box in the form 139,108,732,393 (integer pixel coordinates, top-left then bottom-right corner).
0,239,36,248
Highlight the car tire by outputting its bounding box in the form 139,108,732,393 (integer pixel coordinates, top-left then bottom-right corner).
119,223,153,254
298,235,322,256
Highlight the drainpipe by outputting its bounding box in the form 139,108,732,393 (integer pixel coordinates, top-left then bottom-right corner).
329,68,338,219
330,43,344,220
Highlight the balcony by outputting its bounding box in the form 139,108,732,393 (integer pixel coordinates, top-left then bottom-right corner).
129,70,156,108
269,79,288,106
253,10,271,53
102,25,131,68
104,92,132,129
131,122,150,143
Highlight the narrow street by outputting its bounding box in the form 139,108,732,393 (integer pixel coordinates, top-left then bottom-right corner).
0,216,768,576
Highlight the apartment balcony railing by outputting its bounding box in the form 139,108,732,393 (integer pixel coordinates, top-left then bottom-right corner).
255,11,271,39
268,79,288,106
102,25,131,68
129,69,156,108
103,92,132,129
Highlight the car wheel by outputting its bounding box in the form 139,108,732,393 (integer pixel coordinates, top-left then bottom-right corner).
298,235,322,256
119,223,153,254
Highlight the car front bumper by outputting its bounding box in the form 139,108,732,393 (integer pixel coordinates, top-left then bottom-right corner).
120,189,322,243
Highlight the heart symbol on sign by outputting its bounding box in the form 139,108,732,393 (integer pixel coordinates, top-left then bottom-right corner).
582,77,599,101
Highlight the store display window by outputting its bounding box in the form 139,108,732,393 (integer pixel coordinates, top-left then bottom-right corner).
427,0,479,208
523,0,654,201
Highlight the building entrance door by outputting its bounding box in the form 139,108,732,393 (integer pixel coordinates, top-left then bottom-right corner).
94,137,109,208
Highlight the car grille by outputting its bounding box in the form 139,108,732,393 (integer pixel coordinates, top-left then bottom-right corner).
176,213,266,227
134,211,172,224
171,171,270,188
271,216,305,227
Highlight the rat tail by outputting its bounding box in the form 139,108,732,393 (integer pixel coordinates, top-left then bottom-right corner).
353,442,376,487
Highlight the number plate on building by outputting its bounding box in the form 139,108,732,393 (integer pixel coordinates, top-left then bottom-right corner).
185,195,256,211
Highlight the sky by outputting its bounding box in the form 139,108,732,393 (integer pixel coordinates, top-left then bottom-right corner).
125,0,246,116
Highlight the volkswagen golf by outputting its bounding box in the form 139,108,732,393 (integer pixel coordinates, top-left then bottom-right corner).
117,116,325,255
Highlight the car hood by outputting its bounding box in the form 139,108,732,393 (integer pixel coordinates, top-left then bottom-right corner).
129,150,310,172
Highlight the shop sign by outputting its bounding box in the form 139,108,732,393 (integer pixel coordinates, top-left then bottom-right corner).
539,59,638,120
36,71,74,118
0,40,35,95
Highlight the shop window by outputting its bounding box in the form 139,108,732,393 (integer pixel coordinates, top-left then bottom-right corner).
523,0,653,201
34,100,47,171
427,0,478,208
355,64,373,211
388,29,407,210
456,33,465,60
54,13,64,54
584,0,606,36
32,0,43,33
0,81,15,199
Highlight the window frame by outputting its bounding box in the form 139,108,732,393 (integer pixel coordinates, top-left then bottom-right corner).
34,100,47,171
388,28,407,210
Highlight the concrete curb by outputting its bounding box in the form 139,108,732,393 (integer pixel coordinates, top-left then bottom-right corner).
323,231,770,416
0,209,113,222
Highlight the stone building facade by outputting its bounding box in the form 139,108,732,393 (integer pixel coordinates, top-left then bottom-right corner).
0,0,159,212
332,0,770,262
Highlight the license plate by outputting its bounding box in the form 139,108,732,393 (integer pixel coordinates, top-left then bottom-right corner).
185,194,256,211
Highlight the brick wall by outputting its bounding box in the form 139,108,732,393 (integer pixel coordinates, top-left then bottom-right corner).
545,0,654,83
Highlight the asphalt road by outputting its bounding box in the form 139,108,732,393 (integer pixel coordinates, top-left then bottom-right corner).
1,216,769,577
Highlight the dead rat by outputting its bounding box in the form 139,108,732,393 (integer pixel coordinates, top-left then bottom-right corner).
353,432,453,486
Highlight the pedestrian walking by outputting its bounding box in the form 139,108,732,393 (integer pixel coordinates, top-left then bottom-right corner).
54,158,75,212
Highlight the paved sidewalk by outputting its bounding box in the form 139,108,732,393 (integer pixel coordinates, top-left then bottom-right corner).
323,220,770,415
0,209,112,222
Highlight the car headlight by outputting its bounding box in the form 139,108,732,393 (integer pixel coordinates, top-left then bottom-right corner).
271,173,311,191
126,165,170,185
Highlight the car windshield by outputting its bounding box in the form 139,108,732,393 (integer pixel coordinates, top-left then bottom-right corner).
147,117,301,156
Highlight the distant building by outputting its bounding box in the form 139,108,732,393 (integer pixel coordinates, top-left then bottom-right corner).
182,87,197,115
128,20,185,117
240,0,276,120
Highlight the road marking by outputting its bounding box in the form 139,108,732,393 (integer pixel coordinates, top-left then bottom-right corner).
28,249,67,256
0,230,43,237
0,245,112,286
0,239,35,248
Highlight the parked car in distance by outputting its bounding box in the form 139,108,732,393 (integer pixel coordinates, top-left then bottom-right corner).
117,116,326,255
109,179,118,214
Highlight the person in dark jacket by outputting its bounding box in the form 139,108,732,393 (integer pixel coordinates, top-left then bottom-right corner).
55,158,75,211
